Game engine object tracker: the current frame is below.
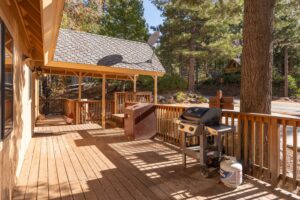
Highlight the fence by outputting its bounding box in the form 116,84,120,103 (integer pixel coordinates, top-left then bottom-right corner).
154,104,300,189
114,91,152,114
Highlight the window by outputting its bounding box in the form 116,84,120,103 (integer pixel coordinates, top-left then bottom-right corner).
0,19,14,140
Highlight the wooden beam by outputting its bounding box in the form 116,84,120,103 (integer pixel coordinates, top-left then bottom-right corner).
133,75,137,93
153,75,158,104
35,75,40,118
47,61,165,77
13,0,31,52
78,72,82,100
270,118,280,187
102,74,106,128
19,2,41,26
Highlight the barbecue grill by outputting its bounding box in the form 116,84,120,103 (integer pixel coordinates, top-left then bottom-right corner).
177,107,234,177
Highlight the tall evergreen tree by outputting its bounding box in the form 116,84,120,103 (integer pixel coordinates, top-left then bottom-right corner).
241,0,275,114
154,0,243,91
61,0,105,34
274,0,300,97
100,0,148,41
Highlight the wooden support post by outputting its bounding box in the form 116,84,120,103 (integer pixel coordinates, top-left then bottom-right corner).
153,75,158,104
102,74,106,128
133,75,137,92
133,75,137,102
35,75,40,119
270,118,280,187
78,72,82,100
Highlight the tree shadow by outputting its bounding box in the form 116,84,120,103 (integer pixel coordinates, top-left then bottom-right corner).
97,54,123,66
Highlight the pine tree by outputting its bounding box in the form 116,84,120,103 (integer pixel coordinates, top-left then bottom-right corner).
99,0,148,41
153,0,243,91
274,0,300,97
240,0,275,114
61,0,105,34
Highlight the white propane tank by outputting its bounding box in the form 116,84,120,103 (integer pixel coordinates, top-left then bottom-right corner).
220,156,243,188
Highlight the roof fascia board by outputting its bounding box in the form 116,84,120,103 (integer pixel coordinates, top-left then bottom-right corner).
47,61,165,77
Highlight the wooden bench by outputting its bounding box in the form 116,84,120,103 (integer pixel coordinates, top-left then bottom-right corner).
111,113,125,128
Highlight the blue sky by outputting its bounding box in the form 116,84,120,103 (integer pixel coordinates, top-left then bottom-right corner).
143,0,164,32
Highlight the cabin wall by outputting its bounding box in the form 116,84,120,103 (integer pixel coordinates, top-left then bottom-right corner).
0,2,34,199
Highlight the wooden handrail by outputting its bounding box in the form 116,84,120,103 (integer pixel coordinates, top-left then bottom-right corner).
154,104,300,191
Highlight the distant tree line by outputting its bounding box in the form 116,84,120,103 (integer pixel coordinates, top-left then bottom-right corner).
60,0,299,97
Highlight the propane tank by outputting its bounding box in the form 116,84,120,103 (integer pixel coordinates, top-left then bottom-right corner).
220,156,243,188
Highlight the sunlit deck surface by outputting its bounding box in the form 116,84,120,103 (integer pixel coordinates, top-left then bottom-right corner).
13,118,298,200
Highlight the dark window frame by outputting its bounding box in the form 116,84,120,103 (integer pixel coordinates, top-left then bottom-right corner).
0,19,14,140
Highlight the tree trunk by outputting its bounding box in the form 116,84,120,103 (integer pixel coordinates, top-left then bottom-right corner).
240,0,275,114
188,56,196,92
188,34,196,92
284,47,288,97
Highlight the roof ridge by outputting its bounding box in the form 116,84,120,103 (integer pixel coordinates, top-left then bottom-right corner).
60,28,150,46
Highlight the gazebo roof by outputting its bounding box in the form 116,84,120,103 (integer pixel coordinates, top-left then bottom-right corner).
53,29,165,75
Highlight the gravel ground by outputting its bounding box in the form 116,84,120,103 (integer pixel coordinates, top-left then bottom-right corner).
281,147,300,180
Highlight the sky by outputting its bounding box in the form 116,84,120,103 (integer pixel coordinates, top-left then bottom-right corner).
143,0,164,32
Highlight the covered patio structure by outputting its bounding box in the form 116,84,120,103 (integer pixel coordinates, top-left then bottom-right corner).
37,29,165,128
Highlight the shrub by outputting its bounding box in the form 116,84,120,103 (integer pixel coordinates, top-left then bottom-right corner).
175,91,187,102
288,75,300,97
222,73,241,84
198,96,208,103
158,74,188,92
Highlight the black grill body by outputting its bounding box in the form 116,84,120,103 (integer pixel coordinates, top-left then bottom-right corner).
179,107,221,126
177,107,233,178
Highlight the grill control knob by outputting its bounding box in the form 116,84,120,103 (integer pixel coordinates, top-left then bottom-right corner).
180,125,185,129
189,127,194,132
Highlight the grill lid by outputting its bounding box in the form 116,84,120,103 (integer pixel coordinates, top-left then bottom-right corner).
179,107,221,125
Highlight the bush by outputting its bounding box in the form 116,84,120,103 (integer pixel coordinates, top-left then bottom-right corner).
175,91,187,102
198,96,208,103
158,74,188,92
222,73,241,84
288,75,300,97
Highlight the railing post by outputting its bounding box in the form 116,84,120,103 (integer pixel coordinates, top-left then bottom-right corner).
270,118,280,187
102,74,106,128
153,75,158,104
75,101,79,124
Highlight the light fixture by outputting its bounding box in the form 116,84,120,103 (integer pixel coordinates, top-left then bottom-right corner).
30,66,43,77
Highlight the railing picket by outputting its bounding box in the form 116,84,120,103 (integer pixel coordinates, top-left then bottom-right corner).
258,118,263,178
243,116,249,171
282,120,287,185
251,117,255,175
231,113,235,156
292,122,298,189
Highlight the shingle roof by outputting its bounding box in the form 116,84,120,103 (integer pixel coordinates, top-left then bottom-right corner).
54,29,165,74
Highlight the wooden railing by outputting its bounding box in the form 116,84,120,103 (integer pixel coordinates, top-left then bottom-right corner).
75,100,102,124
154,104,300,190
114,91,152,114
63,99,114,125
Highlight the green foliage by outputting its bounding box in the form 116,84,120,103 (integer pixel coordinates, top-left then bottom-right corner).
153,0,243,82
137,74,187,92
288,75,300,97
61,1,103,34
99,0,148,41
175,91,187,103
158,74,188,92
272,69,284,86
223,73,240,84
197,96,208,103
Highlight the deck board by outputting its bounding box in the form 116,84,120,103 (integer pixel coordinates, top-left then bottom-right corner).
13,121,300,200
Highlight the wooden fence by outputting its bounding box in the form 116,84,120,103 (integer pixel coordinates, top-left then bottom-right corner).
154,104,300,189
114,91,152,114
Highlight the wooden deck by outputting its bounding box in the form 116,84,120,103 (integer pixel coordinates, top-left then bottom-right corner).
13,123,299,200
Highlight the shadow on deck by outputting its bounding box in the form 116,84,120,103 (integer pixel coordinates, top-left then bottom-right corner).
13,122,299,200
